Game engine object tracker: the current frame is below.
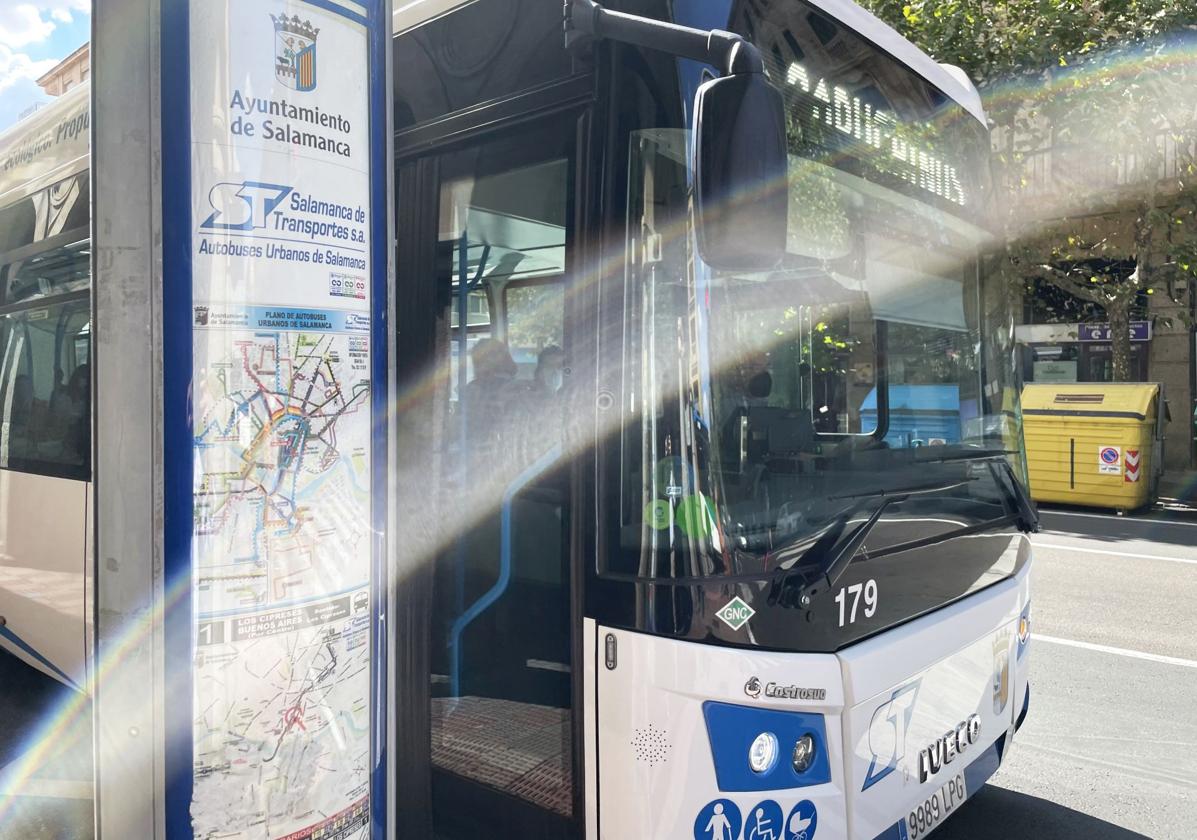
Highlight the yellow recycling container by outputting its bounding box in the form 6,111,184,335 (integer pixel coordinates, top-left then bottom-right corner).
1021,383,1166,512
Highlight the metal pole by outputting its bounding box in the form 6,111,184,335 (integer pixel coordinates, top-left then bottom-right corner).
91,0,166,834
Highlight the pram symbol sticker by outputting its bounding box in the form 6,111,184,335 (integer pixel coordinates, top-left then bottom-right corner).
694,799,742,840
746,800,784,840
786,800,818,840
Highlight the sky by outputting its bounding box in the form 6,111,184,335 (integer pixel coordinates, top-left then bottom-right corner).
0,1,90,134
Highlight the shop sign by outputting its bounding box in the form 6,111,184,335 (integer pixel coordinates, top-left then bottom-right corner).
1078,321,1152,342
1032,361,1077,383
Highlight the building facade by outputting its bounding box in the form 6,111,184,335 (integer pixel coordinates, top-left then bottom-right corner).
36,43,89,97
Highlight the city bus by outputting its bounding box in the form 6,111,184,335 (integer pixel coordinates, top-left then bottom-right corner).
2,0,1035,837
0,81,90,691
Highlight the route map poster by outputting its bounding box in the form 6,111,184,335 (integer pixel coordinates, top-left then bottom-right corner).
187,2,374,838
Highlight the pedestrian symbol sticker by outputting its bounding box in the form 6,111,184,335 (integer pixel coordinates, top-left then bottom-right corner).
746,800,784,840
786,800,818,840
716,596,755,631
694,799,742,840
1125,449,1141,482
1098,445,1121,475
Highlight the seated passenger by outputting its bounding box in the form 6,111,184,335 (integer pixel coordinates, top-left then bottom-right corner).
532,344,564,396
65,363,90,465
4,374,34,458
9,374,32,429
519,345,566,464
461,338,520,467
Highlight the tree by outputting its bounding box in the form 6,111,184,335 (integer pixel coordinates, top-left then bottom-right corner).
859,0,1197,380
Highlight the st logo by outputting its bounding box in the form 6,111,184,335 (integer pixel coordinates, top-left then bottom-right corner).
201,181,292,231
862,681,919,790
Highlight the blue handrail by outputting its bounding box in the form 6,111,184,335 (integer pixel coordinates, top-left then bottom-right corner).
448,442,562,697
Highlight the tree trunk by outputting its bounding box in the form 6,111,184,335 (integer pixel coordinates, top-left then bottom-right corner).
1108,303,1133,382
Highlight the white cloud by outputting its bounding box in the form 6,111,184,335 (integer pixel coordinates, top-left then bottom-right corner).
0,5,54,49
0,0,89,49
0,43,57,96
42,0,89,28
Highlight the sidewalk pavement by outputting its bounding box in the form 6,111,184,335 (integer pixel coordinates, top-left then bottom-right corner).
1158,470,1197,507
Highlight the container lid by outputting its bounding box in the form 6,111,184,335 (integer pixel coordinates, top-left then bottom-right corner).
1021,382,1159,419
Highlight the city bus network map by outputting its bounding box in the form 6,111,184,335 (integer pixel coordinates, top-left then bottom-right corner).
190,326,372,840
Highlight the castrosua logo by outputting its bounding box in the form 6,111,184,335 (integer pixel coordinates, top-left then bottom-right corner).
743,676,827,702
273,13,320,92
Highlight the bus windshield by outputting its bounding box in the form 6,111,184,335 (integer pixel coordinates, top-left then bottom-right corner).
610,2,1025,582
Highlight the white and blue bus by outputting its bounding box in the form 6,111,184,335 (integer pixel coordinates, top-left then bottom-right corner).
0,81,90,692
1,1,1035,837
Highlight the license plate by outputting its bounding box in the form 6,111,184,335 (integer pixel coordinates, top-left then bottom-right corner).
906,773,967,840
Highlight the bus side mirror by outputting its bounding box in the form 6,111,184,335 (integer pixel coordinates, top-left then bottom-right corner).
693,73,788,271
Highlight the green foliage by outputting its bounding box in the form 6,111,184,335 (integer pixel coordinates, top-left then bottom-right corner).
865,1,1193,92
859,0,1197,381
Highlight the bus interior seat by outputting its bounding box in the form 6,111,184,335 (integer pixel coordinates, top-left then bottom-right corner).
747,405,815,460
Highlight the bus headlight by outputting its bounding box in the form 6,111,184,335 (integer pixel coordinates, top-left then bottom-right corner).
791,734,816,773
748,731,779,773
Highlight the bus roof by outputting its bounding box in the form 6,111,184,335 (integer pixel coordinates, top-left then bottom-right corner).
392,1,986,126
804,0,986,125
0,81,89,211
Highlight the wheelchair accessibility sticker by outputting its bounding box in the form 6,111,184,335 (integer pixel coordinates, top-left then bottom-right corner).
745,800,784,840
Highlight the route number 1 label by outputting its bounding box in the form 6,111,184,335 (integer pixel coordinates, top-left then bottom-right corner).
835,579,878,627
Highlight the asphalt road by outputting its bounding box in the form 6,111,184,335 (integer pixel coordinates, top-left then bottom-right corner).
2,507,1195,839
936,508,1197,840
0,648,92,840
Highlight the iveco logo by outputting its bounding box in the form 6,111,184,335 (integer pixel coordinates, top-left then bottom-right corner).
744,676,826,701
919,714,981,783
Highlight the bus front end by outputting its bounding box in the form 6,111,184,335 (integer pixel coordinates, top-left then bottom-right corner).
587,1,1034,837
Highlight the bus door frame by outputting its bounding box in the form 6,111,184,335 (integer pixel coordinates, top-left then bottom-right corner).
391,74,599,836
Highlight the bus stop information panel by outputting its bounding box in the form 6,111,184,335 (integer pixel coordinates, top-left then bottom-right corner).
162,0,387,837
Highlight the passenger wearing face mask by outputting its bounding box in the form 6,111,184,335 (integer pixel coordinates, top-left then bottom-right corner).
517,344,566,465
532,344,565,396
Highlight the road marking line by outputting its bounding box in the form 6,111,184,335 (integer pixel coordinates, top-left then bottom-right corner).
0,760,92,800
1041,509,1197,529
1032,541,1197,566
1035,634,1197,669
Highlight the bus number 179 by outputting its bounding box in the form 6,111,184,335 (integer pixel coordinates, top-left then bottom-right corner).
835,579,878,627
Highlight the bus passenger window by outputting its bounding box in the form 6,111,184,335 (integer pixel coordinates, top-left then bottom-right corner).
0,234,91,480
0,299,91,479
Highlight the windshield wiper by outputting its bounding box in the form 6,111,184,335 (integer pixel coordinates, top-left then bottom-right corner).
898,450,1039,533
988,458,1040,533
767,478,971,609
910,448,1020,465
